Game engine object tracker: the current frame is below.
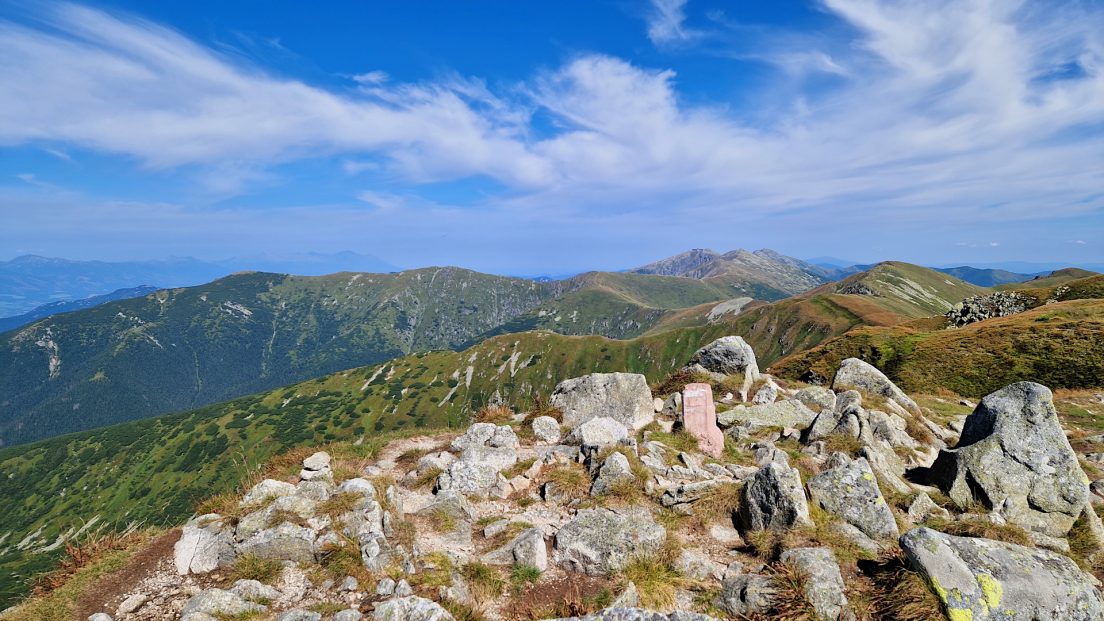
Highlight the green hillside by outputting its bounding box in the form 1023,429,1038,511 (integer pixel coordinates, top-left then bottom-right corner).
770,299,1104,397
994,267,1097,290
830,261,985,317
0,268,734,446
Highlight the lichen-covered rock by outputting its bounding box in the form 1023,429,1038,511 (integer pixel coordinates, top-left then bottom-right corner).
334,610,363,621
807,457,897,541
686,336,760,401
277,610,322,621
715,574,776,617
831,358,918,413
780,548,854,621
241,479,298,506
174,514,235,575
929,382,1091,538
181,589,264,619
793,386,836,413
554,507,666,575
739,462,812,531
451,422,519,452
531,416,562,444
717,400,817,431
900,526,1104,621
437,459,502,496
591,451,636,496
946,292,1032,327
229,579,283,603
565,416,629,450
236,522,317,563
751,378,779,404
511,528,548,570
551,372,655,430
373,595,455,620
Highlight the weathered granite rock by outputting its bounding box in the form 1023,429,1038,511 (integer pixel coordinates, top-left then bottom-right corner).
565,417,630,450
591,451,636,496
174,514,235,575
929,382,1091,538
236,522,317,563
900,526,1104,621
548,610,720,621
88,614,114,621
780,548,854,621
686,336,760,400
277,610,322,621
181,589,264,619
717,399,818,431
229,579,283,603
241,479,298,506
681,383,724,458
554,507,666,575
831,358,918,413
807,457,897,541
550,372,655,430
946,292,1033,328
715,574,775,617
373,596,455,620
739,462,812,531
531,416,562,444
793,386,836,413
751,378,779,404
511,528,549,570
334,611,363,621
437,459,502,496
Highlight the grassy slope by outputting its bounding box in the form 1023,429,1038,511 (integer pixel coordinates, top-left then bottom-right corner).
0,269,736,446
771,299,1104,397
994,268,1098,291
0,321,748,605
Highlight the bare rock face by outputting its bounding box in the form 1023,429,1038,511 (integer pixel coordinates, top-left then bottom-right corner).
807,457,898,542
739,462,812,532
831,358,918,413
779,548,854,621
553,507,666,575
550,372,655,430
686,336,760,400
929,382,1091,539
174,514,235,575
681,383,724,458
901,527,1104,621
373,595,455,620
946,291,1032,327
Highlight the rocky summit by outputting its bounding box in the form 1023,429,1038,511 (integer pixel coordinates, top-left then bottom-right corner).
8,335,1104,621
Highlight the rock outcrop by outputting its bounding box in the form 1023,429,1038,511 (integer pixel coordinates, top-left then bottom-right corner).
554,507,666,575
739,462,812,531
550,372,655,430
686,336,760,400
901,527,1104,620
831,358,919,414
929,382,1091,539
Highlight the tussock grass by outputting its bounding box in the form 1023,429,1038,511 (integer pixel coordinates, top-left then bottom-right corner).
413,466,444,489
541,463,591,501
440,598,488,621
227,554,283,584
476,405,514,425
389,518,417,549
318,533,373,584
691,482,743,525
619,554,685,610
925,515,1034,547
317,492,360,521
460,561,505,600
822,433,865,457
865,551,946,621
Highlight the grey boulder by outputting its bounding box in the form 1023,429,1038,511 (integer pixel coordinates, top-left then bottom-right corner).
181,589,265,619
554,507,666,575
831,358,918,413
780,547,854,621
807,457,898,541
739,462,812,531
929,382,1091,538
551,372,655,430
687,336,760,400
373,595,455,620
901,526,1104,620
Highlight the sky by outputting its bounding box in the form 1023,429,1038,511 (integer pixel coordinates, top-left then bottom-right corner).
0,0,1101,275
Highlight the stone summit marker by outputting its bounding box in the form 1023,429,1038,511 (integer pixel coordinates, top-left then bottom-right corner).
683,382,724,458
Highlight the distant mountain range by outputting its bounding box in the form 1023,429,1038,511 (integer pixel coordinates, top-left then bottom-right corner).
0,251,396,317
630,248,838,295
0,285,159,333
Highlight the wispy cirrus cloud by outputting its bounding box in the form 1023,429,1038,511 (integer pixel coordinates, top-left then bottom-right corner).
0,1,1102,267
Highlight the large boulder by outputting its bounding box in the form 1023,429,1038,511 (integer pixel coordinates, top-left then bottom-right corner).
739,462,812,531
831,358,918,413
591,451,636,496
531,416,562,444
900,527,1104,620
715,574,776,617
929,382,1090,538
236,522,317,563
686,336,760,400
565,417,630,450
718,400,817,431
551,372,655,431
780,548,854,621
181,589,264,619
436,459,502,497
554,507,666,575
807,457,897,541
174,514,235,575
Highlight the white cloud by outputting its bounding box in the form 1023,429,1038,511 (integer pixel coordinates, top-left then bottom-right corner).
646,0,698,45
0,0,1102,233
351,70,389,85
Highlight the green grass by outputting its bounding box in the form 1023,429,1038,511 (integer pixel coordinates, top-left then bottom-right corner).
226,555,283,584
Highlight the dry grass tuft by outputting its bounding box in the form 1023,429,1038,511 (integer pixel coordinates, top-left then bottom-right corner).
540,463,591,501
30,530,149,597
226,554,283,584
926,515,1034,547
476,405,514,425
461,561,505,600
865,551,946,621
822,433,865,457
691,482,743,525
619,554,685,610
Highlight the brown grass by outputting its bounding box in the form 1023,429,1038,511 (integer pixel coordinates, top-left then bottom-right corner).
30,530,149,597
926,515,1034,547
476,405,515,425
225,554,283,584
540,463,591,501
864,551,946,621
691,482,743,525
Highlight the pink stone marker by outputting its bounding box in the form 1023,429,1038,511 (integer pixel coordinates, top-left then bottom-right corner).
682,383,724,458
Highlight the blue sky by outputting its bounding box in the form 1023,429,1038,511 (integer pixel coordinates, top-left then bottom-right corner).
0,0,1101,274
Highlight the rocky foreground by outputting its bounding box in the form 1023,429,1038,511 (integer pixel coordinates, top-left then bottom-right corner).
59,336,1104,620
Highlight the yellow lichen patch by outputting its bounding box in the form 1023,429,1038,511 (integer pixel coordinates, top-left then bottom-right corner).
977,573,1002,611
947,608,974,621
862,472,875,481
931,577,949,604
